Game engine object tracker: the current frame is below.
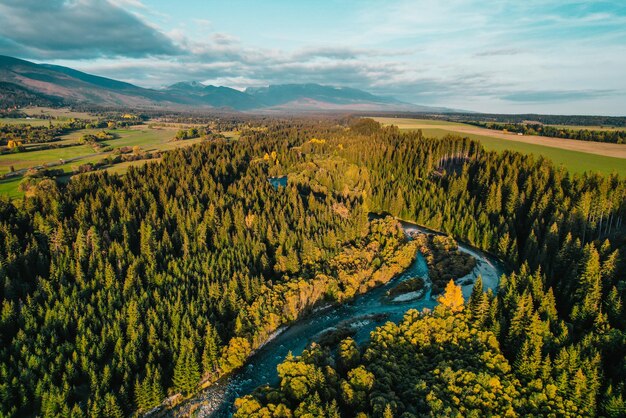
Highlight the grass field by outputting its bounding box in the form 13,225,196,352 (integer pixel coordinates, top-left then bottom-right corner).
374,117,626,176
419,128,626,176
375,117,467,128
0,177,23,198
0,143,98,174
0,124,209,197
0,117,56,126
22,107,96,120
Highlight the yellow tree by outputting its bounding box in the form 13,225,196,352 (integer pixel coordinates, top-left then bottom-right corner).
437,280,464,312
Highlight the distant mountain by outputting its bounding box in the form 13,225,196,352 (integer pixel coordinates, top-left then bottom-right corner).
0,55,455,112
166,81,207,93
0,55,182,107
163,82,260,110
245,83,404,107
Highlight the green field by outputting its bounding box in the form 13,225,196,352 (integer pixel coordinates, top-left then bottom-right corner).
0,143,98,174
418,128,626,176
0,117,56,126
23,107,96,120
375,117,467,128
0,125,208,197
373,118,626,176
0,177,23,198
0,127,183,175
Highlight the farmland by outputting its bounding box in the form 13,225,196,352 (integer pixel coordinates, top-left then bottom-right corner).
22,106,97,120
0,118,55,126
373,117,626,176
0,123,216,197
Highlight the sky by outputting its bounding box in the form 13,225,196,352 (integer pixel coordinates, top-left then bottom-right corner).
0,0,625,115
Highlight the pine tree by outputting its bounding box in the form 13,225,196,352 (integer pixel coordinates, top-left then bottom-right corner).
102,393,124,418
134,377,147,411
605,286,623,326
339,338,360,371
572,244,602,326
507,292,533,352
603,386,626,418
202,323,221,377
150,366,165,408
469,276,484,319
173,339,201,394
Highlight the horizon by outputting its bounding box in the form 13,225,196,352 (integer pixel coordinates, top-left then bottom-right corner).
1,0,625,115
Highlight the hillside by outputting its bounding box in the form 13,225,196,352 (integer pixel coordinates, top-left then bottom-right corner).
0,55,447,112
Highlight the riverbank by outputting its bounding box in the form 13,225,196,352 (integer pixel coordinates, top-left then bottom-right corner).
158,217,418,417
370,211,512,271
161,217,505,417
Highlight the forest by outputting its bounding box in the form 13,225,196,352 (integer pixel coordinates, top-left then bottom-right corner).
1,117,625,417
235,118,626,417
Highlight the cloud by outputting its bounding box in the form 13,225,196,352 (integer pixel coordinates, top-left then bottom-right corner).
474,48,525,57
0,0,624,114
0,0,180,59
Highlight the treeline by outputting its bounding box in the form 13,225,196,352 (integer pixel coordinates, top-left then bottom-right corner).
461,113,626,127
235,118,626,416
467,121,626,144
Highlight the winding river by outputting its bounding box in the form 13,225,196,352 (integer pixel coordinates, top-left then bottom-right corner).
170,220,506,417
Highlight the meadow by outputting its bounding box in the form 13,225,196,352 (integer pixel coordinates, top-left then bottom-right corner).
0,124,207,197
22,106,96,120
374,117,626,176
0,117,56,126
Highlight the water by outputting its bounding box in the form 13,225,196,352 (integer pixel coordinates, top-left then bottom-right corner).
171,220,506,417
268,176,288,189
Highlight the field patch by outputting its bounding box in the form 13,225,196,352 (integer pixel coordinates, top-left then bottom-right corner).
22,107,96,120
0,124,207,197
374,117,626,176
0,117,57,126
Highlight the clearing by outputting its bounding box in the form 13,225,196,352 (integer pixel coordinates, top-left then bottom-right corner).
374,117,626,176
0,124,209,197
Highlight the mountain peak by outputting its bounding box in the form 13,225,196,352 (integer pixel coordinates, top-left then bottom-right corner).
167,81,207,91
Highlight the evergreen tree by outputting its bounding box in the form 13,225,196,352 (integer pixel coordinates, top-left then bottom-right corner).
173,339,201,394
202,323,221,377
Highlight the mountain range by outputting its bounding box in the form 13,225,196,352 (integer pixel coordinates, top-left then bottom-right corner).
0,55,453,112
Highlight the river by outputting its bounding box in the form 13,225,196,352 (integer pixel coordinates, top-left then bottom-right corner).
170,220,506,417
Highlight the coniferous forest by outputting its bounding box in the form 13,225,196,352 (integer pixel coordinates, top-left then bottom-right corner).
1,118,625,417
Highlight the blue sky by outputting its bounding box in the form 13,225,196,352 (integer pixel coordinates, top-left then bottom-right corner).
0,0,625,114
